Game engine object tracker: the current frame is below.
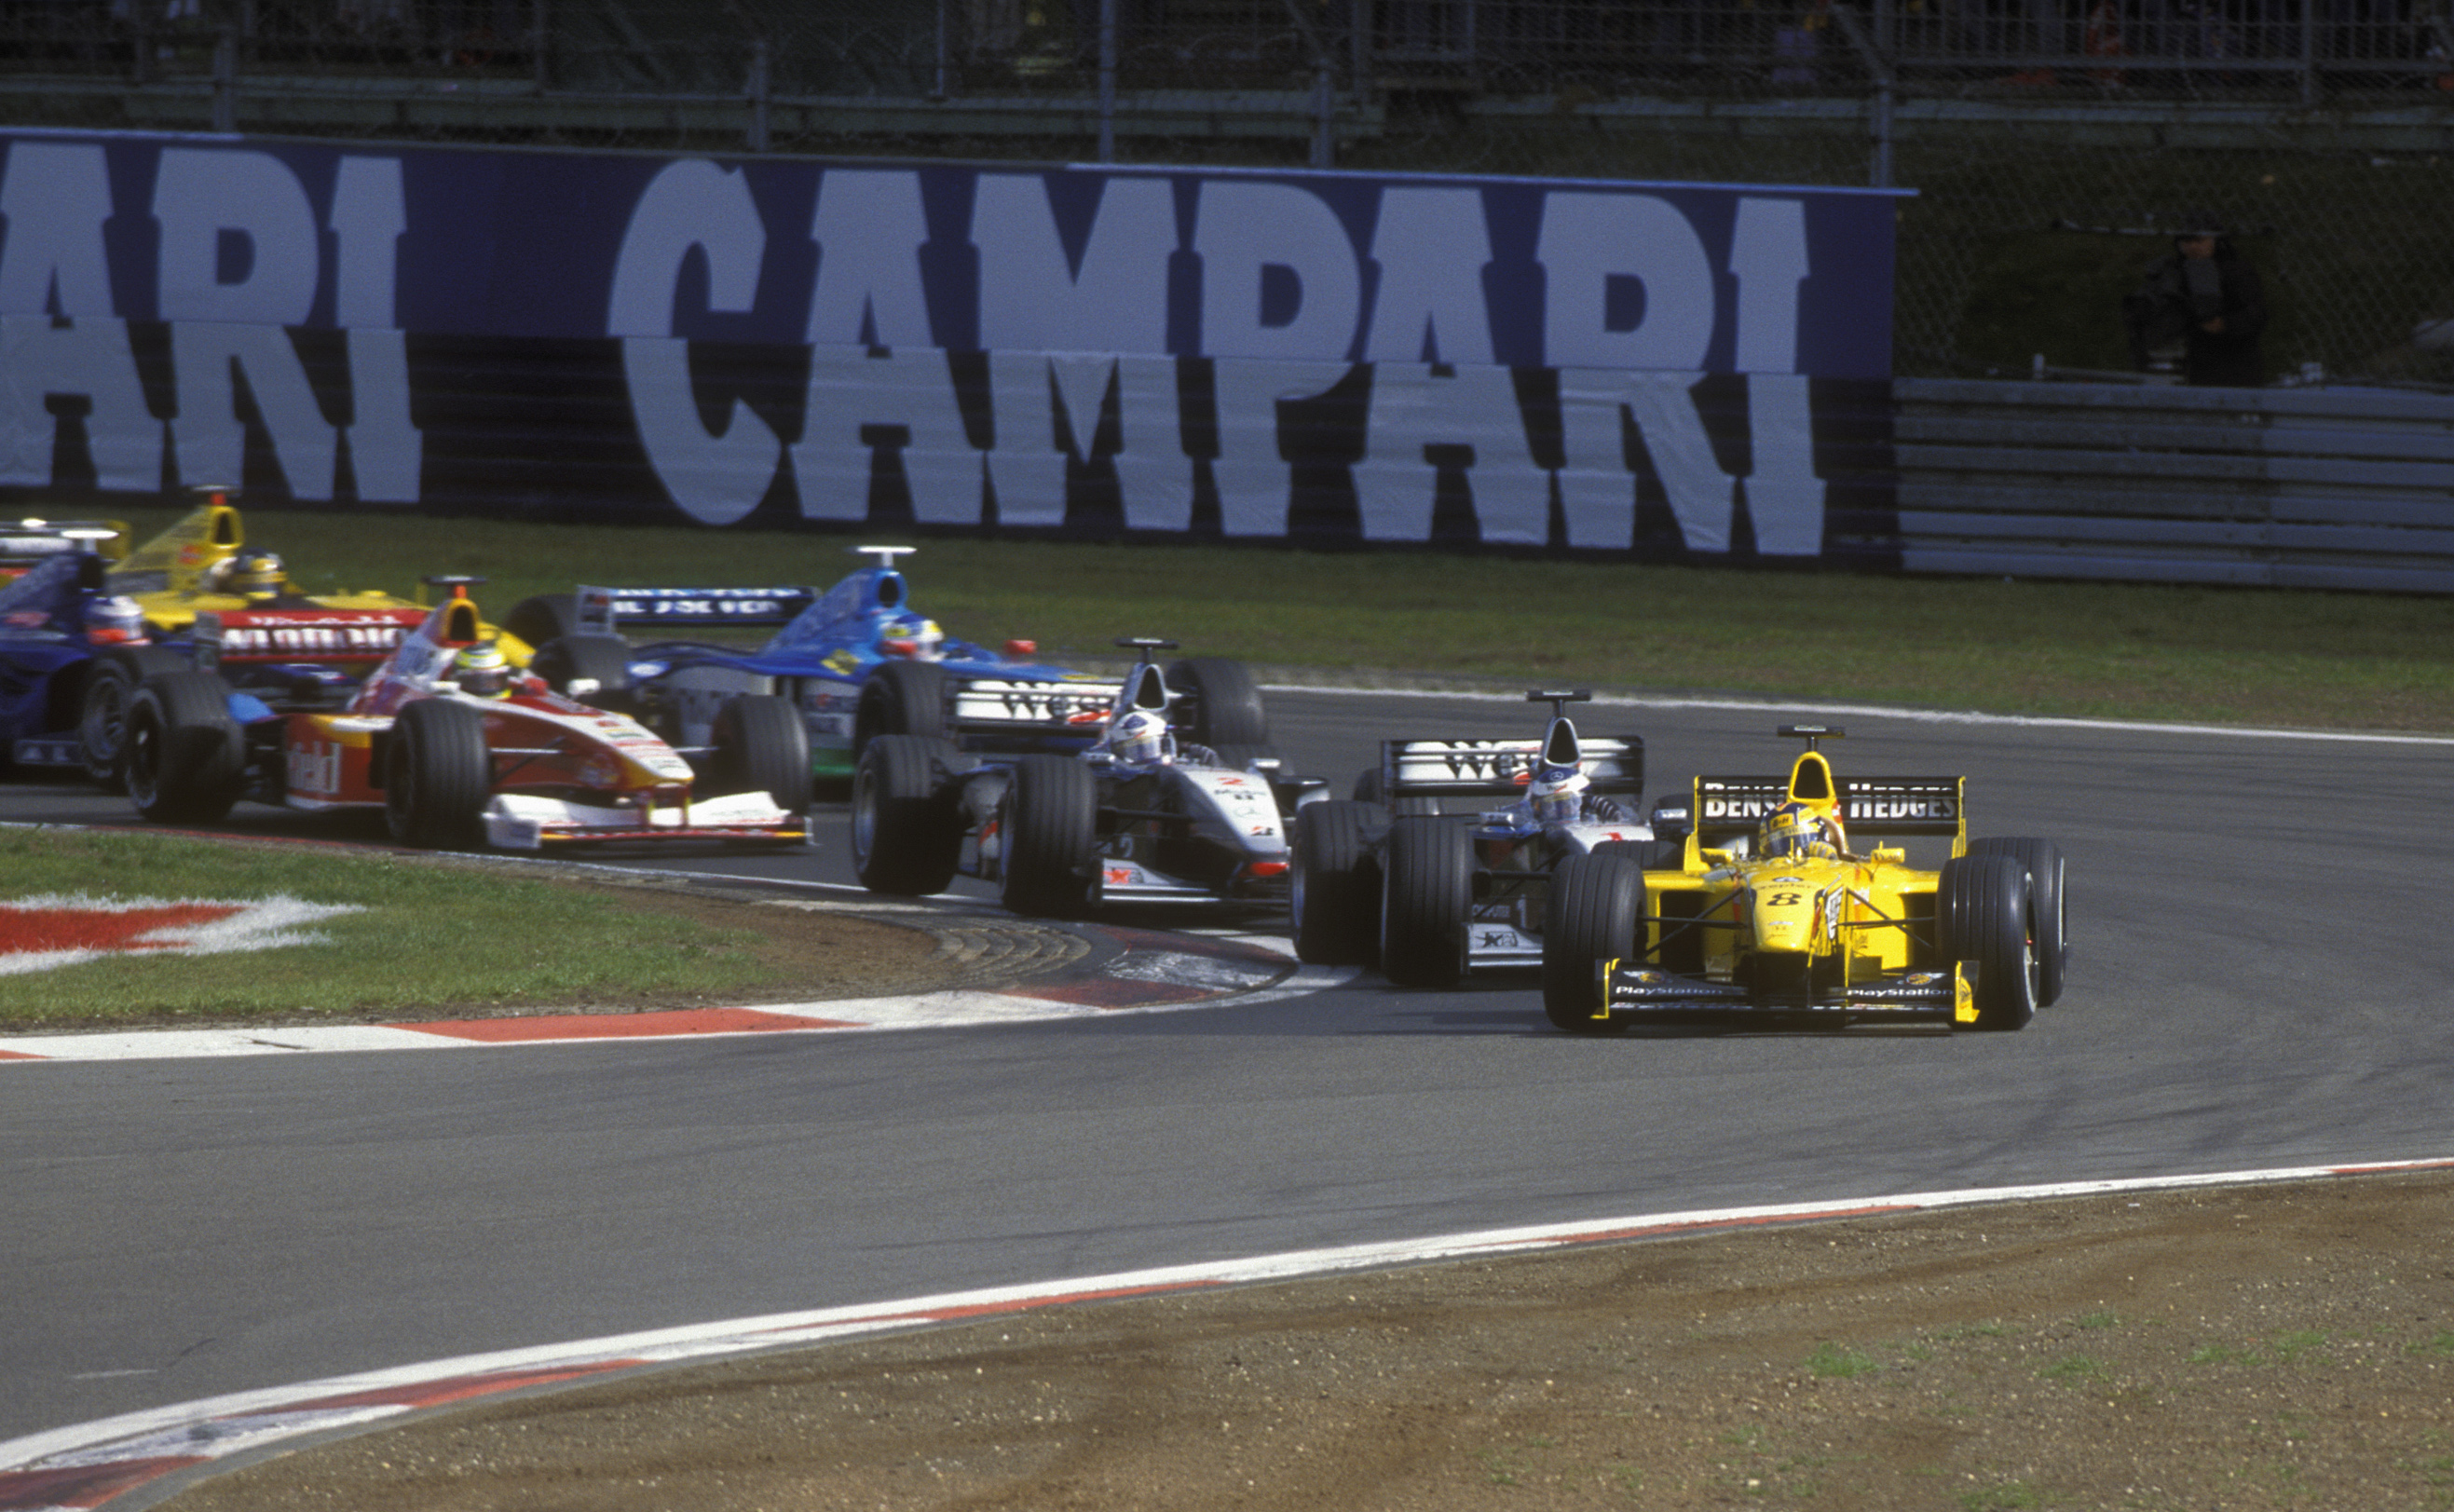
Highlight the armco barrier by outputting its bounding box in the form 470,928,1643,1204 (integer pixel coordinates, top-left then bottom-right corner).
1894,378,2454,593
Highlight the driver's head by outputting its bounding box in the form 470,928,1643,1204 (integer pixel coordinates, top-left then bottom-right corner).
880,617,945,661
1527,763,1588,824
216,549,286,598
457,640,514,699
1758,801,1842,860
1107,708,1171,766
82,594,147,646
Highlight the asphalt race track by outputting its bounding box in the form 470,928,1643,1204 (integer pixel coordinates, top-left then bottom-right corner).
6,688,2452,1450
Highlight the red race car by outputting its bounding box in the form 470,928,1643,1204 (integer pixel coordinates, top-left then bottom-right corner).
123,583,811,850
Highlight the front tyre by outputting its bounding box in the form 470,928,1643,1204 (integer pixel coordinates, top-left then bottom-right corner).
1966,837,2067,1006
999,755,1099,919
1290,799,1381,966
1939,852,2038,1032
852,734,964,895
123,672,244,824
1541,851,1643,1033
1379,816,1471,988
853,660,948,756
704,694,813,811
384,698,493,850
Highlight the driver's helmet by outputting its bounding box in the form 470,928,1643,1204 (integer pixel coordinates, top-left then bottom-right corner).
456,640,514,699
215,550,286,598
1107,707,1172,767
879,617,945,661
1758,800,1844,860
1527,763,1589,824
81,594,147,646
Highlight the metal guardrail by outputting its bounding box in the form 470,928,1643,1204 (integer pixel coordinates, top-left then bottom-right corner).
1891,377,2454,591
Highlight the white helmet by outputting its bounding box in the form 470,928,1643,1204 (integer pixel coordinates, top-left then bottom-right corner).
1108,708,1171,766
82,594,147,646
1528,763,1588,824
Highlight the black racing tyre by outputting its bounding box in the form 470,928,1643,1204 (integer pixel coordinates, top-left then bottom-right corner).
1967,837,2067,1006
123,671,244,824
78,645,190,788
1000,754,1099,919
852,735,964,895
1290,799,1383,966
384,697,493,850
853,659,948,756
1938,852,2038,1032
1593,838,1686,872
1166,657,1268,747
528,634,633,706
702,694,812,811
1541,851,1644,1033
1379,816,1472,988
502,593,580,653
1352,763,1438,818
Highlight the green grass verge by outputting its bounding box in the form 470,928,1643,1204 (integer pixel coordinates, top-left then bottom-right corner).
0,830,792,1027
101,506,2454,732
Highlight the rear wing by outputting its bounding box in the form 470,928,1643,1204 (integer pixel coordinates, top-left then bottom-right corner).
1,520,126,575
191,606,429,669
1382,736,1644,798
1693,775,1967,849
949,676,1123,735
575,585,817,634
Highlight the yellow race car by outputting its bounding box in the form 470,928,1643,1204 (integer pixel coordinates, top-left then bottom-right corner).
105,491,535,654
47,492,538,785
1541,726,2067,1034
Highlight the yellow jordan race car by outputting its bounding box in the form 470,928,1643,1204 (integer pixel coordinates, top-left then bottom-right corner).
1539,726,2068,1035
60,492,541,783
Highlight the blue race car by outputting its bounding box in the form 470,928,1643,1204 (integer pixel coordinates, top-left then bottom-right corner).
507,546,1269,786
0,522,188,783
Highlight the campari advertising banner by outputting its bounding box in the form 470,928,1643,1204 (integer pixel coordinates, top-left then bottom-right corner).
0,131,1906,561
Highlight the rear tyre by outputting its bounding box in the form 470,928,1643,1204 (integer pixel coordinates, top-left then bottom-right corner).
1966,837,2067,1006
1000,754,1099,919
79,646,190,788
503,593,580,652
1379,816,1472,988
852,734,964,895
1541,851,1643,1033
529,634,633,707
1290,799,1382,966
1166,657,1268,747
123,672,244,824
384,698,493,850
853,660,948,756
703,695,812,811
1939,852,2038,1031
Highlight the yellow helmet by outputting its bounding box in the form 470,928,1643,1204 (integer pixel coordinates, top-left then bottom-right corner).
1758,801,1843,860
216,549,286,597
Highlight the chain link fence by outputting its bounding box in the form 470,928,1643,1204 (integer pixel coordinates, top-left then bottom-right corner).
2,0,2449,383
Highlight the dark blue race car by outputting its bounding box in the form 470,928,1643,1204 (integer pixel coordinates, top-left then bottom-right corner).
0,523,187,783
502,546,1268,786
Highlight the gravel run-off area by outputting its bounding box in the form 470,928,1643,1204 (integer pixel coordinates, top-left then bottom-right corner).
169,1168,2454,1512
